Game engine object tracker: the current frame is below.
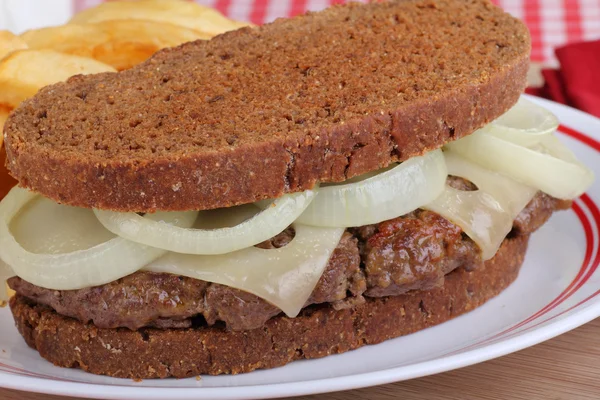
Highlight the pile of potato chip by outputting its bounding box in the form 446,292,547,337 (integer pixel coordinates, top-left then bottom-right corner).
0,0,249,148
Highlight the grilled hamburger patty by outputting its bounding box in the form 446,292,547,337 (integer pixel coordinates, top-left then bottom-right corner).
8,191,569,331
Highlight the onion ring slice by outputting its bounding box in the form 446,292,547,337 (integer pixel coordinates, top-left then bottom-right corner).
481,97,559,146
94,189,316,255
445,131,594,199
296,149,447,227
0,187,192,290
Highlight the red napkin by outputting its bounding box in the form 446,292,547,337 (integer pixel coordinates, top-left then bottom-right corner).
526,39,600,117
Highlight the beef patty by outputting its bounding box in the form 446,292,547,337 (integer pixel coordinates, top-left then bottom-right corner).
8,191,570,331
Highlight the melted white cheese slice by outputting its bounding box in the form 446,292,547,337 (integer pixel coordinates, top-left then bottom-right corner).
144,224,344,317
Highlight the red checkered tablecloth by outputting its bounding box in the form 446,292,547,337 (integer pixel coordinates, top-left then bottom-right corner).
74,0,600,64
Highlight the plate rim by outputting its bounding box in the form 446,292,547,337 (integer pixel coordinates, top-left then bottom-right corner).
1,95,600,400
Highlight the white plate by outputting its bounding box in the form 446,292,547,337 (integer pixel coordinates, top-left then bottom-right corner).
1,95,600,400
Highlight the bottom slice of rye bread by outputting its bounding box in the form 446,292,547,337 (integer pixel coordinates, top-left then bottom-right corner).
10,234,529,379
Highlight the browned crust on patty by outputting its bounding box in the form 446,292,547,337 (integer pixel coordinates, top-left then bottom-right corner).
10,234,528,379
4,0,530,212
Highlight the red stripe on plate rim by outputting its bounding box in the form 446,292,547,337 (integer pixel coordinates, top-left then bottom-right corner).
441,124,600,356
0,361,74,382
484,194,600,340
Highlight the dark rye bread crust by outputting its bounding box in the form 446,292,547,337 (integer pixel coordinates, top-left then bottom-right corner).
10,234,528,379
4,0,530,212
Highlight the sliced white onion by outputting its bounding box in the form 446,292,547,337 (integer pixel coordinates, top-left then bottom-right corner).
94,190,316,255
445,130,594,200
296,149,447,227
481,97,559,146
536,134,580,164
424,152,536,260
145,224,345,317
0,187,193,290
11,192,115,254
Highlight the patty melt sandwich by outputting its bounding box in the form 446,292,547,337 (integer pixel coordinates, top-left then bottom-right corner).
0,0,594,378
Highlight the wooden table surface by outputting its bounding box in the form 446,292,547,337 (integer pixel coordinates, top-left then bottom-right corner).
1,317,599,400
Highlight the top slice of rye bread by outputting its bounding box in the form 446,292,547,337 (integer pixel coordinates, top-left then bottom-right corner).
4,0,530,212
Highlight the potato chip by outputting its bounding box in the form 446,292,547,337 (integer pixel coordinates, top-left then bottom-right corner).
21,19,212,71
4,283,14,301
0,31,27,61
69,0,250,36
0,107,17,203
0,104,10,148
0,106,11,233
0,50,115,108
